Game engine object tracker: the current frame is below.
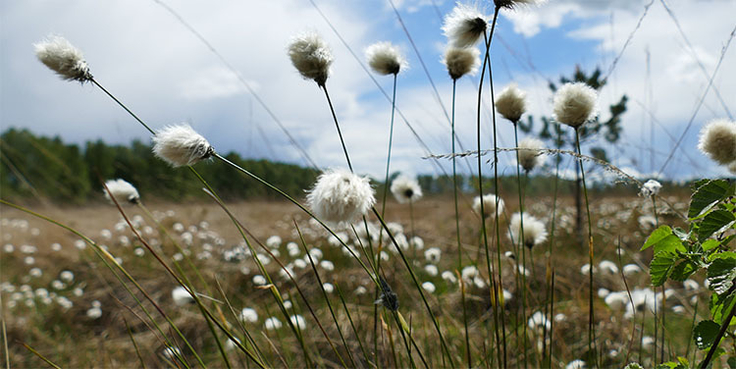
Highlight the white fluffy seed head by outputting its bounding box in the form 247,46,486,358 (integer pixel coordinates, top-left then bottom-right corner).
697,118,736,165
639,179,662,197
34,35,92,82
152,124,214,167
307,169,375,225
552,82,598,128
494,0,547,10
473,194,504,218
365,42,407,75
495,83,527,123
517,137,546,172
104,179,140,204
444,47,480,80
287,32,333,86
442,3,487,48
171,286,194,306
508,212,547,248
390,175,423,204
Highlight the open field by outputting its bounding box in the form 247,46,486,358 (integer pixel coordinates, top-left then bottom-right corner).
2,192,711,368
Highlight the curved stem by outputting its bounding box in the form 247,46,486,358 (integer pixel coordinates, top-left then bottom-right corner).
321,84,353,172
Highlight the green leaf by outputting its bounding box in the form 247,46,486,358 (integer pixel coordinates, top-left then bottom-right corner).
677,357,689,367
642,225,673,251
727,356,736,369
689,179,732,220
671,260,697,282
693,320,720,349
702,239,721,252
708,251,736,262
655,363,678,369
709,290,736,325
698,209,736,242
707,257,736,295
650,251,679,286
625,364,644,369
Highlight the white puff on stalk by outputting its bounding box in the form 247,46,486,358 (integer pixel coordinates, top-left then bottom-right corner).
495,83,527,123
441,3,487,48
287,32,333,86
307,169,375,225
104,179,140,205
697,118,736,166
390,175,423,204
34,35,92,83
552,82,598,129
638,179,662,197
365,42,407,76
472,194,504,218
508,212,548,248
443,47,480,80
517,137,546,172
152,124,214,167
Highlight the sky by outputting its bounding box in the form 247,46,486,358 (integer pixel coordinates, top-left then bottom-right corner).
1,0,735,182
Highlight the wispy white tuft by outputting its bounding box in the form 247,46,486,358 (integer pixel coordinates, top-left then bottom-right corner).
287,32,333,86
564,359,586,369
441,3,487,48
239,307,259,323
104,179,140,204
444,47,480,80
495,0,547,10
34,35,92,82
495,83,527,122
473,194,504,218
552,82,598,129
365,42,407,75
171,286,194,306
508,212,547,248
390,175,423,204
697,118,736,165
307,169,375,225
517,137,545,172
152,124,214,167
638,179,662,197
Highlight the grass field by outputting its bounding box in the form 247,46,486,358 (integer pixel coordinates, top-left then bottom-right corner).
2,192,711,368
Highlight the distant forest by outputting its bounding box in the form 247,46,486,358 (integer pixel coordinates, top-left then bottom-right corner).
0,128,681,205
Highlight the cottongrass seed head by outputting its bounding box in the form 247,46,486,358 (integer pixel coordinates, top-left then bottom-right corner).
496,83,527,123
509,212,548,248
517,137,546,172
697,118,736,165
365,42,407,75
390,175,423,204
473,194,504,218
307,168,375,225
288,31,333,86
444,46,480,80
639,179,662,197
553,82,598,129
442,3,487,48
104,178,140,204
152,124,214,167
494,0,547,10
34,35,92,83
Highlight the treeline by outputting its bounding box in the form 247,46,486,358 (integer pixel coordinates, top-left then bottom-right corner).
0,128,319,204
1,128,688,205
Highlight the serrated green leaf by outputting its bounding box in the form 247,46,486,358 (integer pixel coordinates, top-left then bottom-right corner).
710,290,736,325
708,251,736,262
689,180,732,220
693,320,720,349
699,209,736,242
642,225,673,251
650,251,679,286
707,257,736,295
655,362,678,369
702,239,721,252
671,260,697,281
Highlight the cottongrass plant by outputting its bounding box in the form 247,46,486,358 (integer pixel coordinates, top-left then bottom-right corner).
390,175,423,250
697,118,736,166
103,179,140,205
152,124,215,167
306,169,375,226
443,38,481,367
553,81,599,361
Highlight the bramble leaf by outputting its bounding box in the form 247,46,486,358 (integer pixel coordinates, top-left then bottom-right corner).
693,320,719,349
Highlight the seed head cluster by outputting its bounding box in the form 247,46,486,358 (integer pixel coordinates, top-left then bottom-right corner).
441,3,487,48
104,179,140,205
307,169,375,225
496,83,527,123
509,212,548,248
473,194,504,218
444,47,480,80
517,137,546,172
365,42,407,76
34,35,92,83
287,32,333,86
553,82,598,128
152,124,214,167
697,118,736,166
390,175,423,204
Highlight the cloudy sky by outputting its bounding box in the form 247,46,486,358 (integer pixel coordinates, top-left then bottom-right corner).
1,0,734,181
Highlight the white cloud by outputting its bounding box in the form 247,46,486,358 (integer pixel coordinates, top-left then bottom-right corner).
178,66,251,100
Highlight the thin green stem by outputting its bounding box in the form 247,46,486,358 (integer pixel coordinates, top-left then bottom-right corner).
91,78,156,135
513,124,528,367
380,73,399,219
574,129,596,364
321,84,353,172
